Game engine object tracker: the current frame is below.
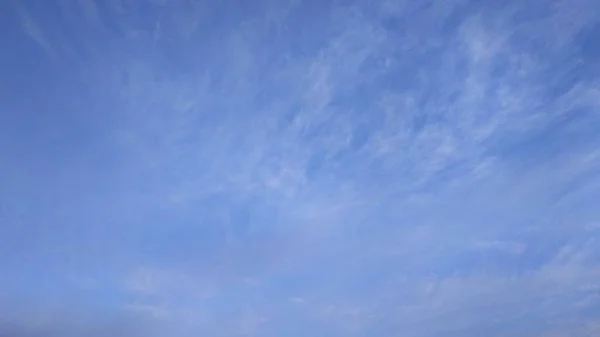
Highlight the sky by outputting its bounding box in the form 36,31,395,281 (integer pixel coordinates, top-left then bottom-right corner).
1,0,600,336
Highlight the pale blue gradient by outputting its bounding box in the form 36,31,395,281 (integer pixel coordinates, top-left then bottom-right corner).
1,0,600,336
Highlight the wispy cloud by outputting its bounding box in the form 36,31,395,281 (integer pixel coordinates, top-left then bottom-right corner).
1,0,599,336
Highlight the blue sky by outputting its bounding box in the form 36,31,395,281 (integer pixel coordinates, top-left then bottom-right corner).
1,0,600,336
